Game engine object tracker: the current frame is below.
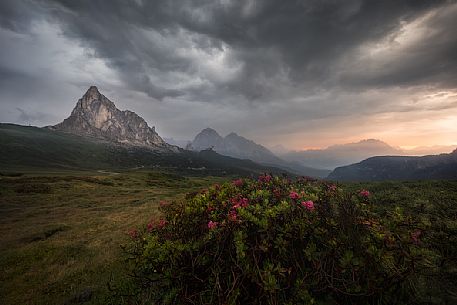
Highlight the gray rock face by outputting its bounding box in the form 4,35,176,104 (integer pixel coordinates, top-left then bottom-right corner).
189,128,283,164
188,128,331,178
51,86,178,152
190,128,225,151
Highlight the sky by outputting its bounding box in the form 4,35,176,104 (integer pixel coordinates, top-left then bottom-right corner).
0,0,456,150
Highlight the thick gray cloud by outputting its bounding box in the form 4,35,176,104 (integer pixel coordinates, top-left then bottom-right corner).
0,0,456,149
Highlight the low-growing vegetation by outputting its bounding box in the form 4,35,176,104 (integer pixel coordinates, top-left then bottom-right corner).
122,175,454,304
0,170,226,305
1,171,456,304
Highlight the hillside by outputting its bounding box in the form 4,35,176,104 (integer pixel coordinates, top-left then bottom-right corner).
328,150,457,181
0,124,287,176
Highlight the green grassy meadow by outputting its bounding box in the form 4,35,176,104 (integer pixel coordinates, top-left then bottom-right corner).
0,170,226,305
1,170,456,304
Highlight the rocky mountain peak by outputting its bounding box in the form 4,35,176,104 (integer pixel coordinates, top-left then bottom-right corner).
50,86,177,152
200,128,221,137
225,132,239,138
190,127,224,150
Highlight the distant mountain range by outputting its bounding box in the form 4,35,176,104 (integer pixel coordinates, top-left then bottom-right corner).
0,123,290,176
187,128,330,178
328,149,457,181
279,140,457,170
2,86,456,181
0,87,290,176
188,128,283,165
280,139,403,170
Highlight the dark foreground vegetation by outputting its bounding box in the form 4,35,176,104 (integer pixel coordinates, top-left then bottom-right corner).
1,170,456,304
123,177,457,305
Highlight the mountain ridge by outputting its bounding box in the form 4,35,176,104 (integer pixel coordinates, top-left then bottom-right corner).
327,149,457,181
49,86,177,152
0,123,290,176
188,128,330,178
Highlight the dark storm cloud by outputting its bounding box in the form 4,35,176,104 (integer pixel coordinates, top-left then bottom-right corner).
0,0,43,32
1,0,456,148
7,0,450,101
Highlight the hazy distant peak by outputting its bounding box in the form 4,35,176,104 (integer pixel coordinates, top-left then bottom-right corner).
200,127,221,136
225,132,239,138
329,139,390,148
195,128,222,138
191,128,277,161
269,144,290,155
282,138,403,170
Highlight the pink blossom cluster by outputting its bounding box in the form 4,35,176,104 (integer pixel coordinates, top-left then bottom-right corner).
289,191,300,200
233,179,244,187
301,200,315,211
231,197,249,209
147,219,168,232
228,210,238,221
258,174,272,183
207,220,218,229
359,189,371,198
158,219,168,228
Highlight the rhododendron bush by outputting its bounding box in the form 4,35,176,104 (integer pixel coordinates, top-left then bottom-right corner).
124,176,423,304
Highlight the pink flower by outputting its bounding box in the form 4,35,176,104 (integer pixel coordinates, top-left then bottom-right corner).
128,229,139,239
289,191,300,200
231,197,249,209
258,174,272,183
207,220,218,229
359,189,371,198
207,206,215,212
301,200,315,211
240,198,249,208
233,179,244,187
228,210,238,221
147,222,154,232
273,189,281,198
158,219,168,229
328,184,337,192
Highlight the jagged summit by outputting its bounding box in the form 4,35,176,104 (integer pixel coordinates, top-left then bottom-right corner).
50,86,177,151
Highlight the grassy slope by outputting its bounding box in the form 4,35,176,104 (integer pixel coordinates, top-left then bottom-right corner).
1,172,456,304
0,123,288,176
0,170,227,305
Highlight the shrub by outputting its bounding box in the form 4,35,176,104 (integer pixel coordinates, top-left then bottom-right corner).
124,176,423,305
